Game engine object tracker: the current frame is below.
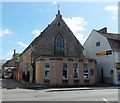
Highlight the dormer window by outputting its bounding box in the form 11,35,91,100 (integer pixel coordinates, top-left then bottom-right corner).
54,34,65,56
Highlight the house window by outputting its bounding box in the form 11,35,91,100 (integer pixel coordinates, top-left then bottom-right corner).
117,67,120,81
96,41,100,47
54,34,65,56
84,63,89,80
44,62,50,79
63,63,68,79
73,63,79,79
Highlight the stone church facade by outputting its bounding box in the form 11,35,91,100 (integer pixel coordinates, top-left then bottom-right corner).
19,11,97,86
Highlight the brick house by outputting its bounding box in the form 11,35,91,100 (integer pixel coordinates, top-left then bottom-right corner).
19,10,97,86
2,51,21,79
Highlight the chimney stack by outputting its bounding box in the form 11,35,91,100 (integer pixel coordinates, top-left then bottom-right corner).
98,27,107,33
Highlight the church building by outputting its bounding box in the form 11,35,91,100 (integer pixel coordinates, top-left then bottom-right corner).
18,10,97,86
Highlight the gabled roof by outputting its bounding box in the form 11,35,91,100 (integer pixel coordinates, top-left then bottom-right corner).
96,27,120,52
2,59,14,67
20,10,84,57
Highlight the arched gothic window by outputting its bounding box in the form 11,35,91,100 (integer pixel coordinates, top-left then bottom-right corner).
54,34,65,56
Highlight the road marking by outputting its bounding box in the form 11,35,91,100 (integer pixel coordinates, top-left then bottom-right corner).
103,98,110,103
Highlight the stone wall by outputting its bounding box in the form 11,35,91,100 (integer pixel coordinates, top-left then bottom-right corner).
19,46,34,83
36,57,96,86
34,14,84,58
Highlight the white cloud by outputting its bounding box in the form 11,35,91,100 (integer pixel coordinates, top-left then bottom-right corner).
112,16,117,19
31,29,42,37
105,5,118,13
16,42,28,48
0,28,13,37
105,5,118,19
52,1,57,5
74,33,87,45
63,17,87,44
63,17,87,33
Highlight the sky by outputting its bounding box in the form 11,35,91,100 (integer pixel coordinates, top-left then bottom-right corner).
1,1,118,60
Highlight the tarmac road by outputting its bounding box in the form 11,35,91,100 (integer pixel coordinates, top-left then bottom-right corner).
1,78,24,89
2,88,119,101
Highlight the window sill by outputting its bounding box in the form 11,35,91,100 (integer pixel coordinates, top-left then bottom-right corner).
74,78,79,80
44,78,50,80
84,78,89,80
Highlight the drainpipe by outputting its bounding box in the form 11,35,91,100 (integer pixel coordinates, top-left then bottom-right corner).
113,51,118,85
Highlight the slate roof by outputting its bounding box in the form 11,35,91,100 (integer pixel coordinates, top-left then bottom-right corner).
0,60,8,68
96,28,120,52
2,59,14,67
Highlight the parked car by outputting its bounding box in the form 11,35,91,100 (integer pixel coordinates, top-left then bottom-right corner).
0,74,2,78
4,73,11,79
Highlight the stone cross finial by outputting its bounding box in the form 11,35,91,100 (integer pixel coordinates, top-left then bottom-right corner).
58,4,59,10
58,4,60,14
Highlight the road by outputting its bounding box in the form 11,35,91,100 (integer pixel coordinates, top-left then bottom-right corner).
1,79,120,102
2,78,23,89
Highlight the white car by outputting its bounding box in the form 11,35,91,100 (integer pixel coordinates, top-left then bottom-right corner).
0,74,2,78
4,73,11,79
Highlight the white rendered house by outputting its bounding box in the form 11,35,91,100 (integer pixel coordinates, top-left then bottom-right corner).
83,27,120,85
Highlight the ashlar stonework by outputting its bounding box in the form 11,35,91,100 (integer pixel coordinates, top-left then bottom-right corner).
18,10,97,86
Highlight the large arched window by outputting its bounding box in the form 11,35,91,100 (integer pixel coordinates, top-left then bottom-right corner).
54,34,65,56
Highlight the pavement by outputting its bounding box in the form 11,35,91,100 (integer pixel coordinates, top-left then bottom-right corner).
25,82,120,92
1,78,120,91
46,87,120,92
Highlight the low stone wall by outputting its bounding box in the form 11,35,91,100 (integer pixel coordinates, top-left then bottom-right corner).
18,79,32,88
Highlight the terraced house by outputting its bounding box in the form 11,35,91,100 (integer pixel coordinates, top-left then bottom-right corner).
18,10,97,86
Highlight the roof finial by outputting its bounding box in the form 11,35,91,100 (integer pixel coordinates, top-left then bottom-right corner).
56,4,62,18
58,4,59,10
14,49,16,56
58,4,60,14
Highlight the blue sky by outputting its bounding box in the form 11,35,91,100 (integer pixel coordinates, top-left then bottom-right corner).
1,2,118,60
